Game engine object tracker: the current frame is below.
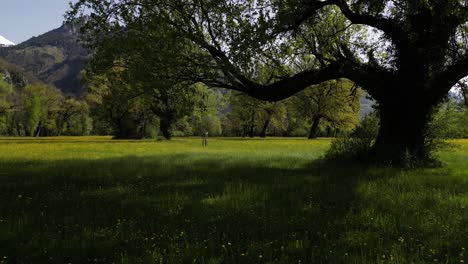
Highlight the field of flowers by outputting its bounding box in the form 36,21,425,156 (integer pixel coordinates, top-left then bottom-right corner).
0,137,466,263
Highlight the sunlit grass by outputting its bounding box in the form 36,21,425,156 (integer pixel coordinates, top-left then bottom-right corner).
0,137,466,263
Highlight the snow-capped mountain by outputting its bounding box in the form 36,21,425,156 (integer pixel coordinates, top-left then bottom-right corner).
0,35,15,46
0,25,88,95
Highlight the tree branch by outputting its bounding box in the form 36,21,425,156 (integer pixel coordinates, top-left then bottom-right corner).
431,56,468,102
331,0,405,44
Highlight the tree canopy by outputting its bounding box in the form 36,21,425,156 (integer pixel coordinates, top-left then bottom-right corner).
68,0,468,164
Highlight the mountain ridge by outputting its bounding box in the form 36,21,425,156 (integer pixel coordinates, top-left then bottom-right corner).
0,24,88,96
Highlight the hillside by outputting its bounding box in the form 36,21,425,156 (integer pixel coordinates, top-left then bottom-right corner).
0,24,88,96
0,58,42,88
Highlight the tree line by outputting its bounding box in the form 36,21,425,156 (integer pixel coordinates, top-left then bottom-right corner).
84,67,362,139
0,71,91,137
1,59,363,138
1,65,466,140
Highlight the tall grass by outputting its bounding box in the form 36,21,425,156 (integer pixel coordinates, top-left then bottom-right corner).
0,137,466,263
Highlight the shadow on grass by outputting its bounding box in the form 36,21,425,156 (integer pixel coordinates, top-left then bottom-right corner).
0,154,465,263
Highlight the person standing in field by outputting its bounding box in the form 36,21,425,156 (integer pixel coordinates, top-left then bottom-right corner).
202,131,209,147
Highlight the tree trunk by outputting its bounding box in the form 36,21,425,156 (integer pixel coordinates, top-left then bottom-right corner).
159,110,175,140
308,116,322,139
248,111,255,137
371,99,435,165
462,87,468,107
259,118,271,138
34,121,42,137
160,117,173,140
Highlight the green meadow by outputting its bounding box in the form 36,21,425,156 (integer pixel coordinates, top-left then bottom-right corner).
0,137,466,263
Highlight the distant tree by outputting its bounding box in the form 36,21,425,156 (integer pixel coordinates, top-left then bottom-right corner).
20,85,43,136
293,79,360,139
431,99,468,139
228,94,279,137
84,68,154,139
78,14,202,140
57,98,93,136
148,83,198,139
190,84,224,136
0,75,13,112
0,63,91,137
37,86,64,136
271,101,307,137
0,75,14,134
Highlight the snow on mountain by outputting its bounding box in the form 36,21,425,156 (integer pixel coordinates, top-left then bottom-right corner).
0,35,15,46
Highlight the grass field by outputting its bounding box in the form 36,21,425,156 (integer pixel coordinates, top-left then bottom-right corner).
0,137,466,263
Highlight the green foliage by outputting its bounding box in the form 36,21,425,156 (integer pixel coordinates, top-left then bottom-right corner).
292,79,361,138
84,69,151,138
0,67,92,137
189,85,225,136
224,80,360,138
227,94,269,137
21,85,43,136
59,98,93,136
430,99,468,139
326,112,380,161
0,75,13,134
79,13,204,140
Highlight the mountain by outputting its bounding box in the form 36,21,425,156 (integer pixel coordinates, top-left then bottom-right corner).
0,58,42,88
0,24,88,96
0,35,15,47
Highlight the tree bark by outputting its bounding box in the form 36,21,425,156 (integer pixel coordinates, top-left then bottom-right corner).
160,115,174,140
34,121,43,137
461,86,468,107
159,110,175,140
248,111,256,138
259,119,270,138
259,113,273,138
371,98,434,164
308,116,322,139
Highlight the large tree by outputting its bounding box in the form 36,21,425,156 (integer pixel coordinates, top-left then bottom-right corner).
68,0,468,164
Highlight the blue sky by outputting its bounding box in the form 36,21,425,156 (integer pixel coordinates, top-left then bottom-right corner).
0,0,75,44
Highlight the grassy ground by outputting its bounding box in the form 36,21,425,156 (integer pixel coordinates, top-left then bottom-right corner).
0,137,466,263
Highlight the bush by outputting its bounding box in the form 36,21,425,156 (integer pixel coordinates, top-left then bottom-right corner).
290,127,308,137
430,100,468,139
325,113,379,161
